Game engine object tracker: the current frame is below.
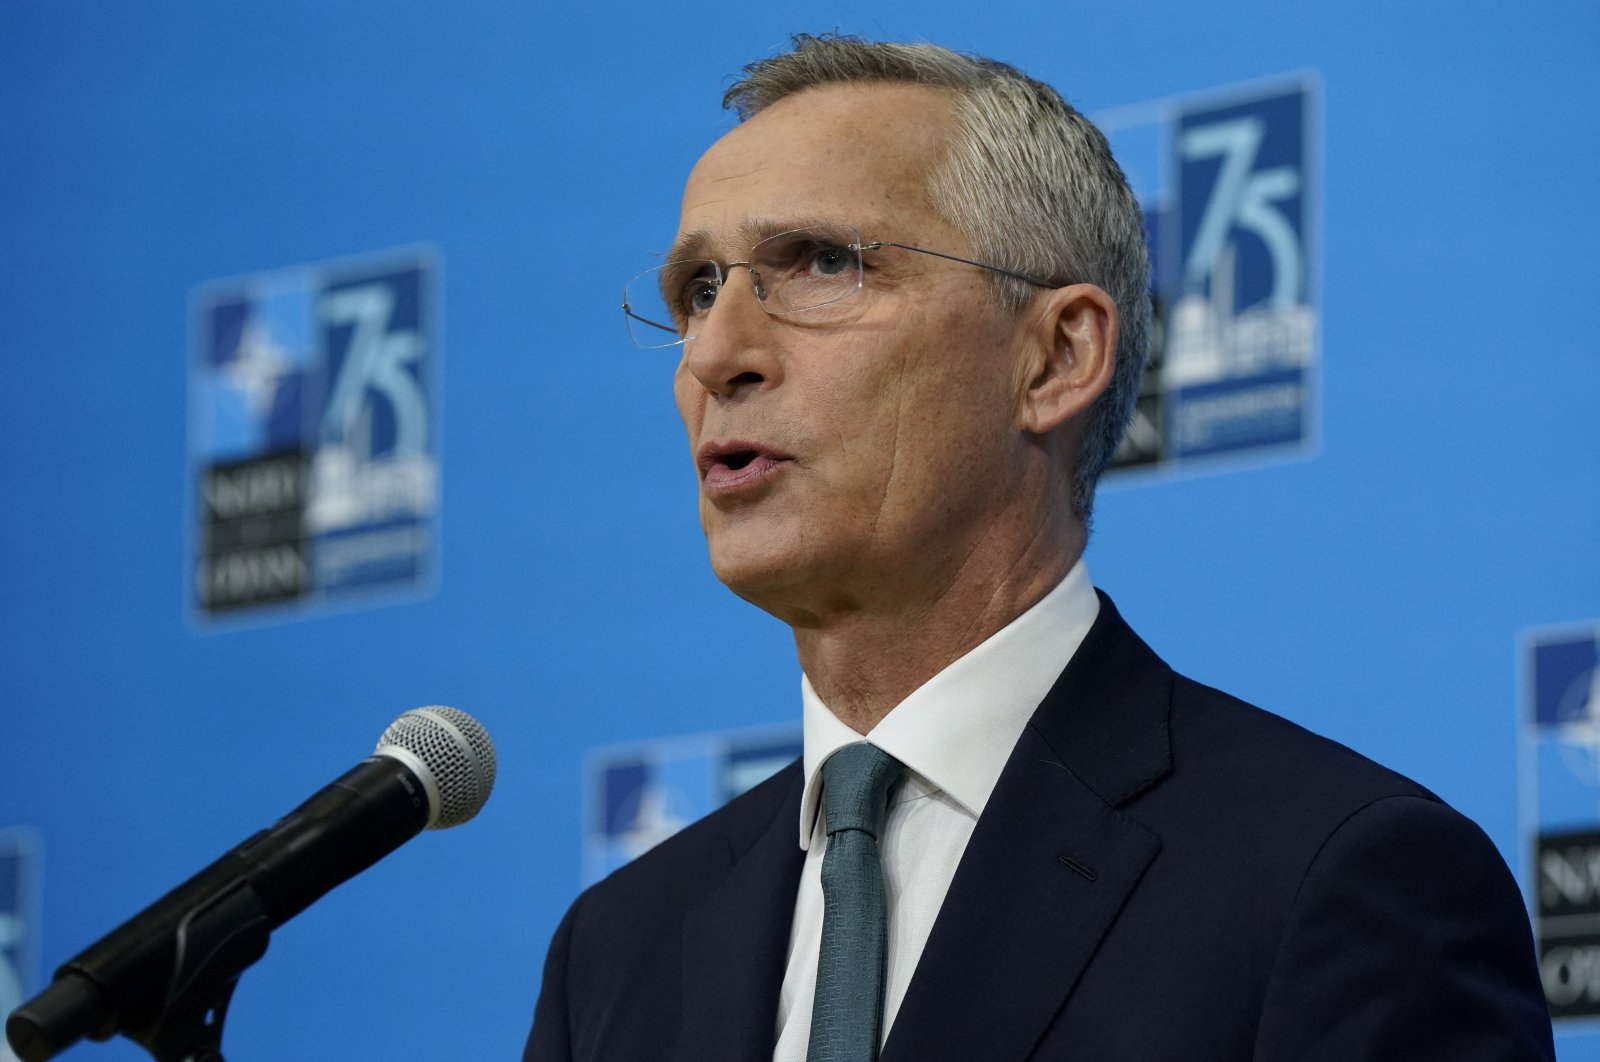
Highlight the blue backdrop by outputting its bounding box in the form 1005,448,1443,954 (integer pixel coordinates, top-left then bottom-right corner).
2,2,1597,1058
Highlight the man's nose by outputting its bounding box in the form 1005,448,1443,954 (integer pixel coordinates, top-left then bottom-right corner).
679,266,783,398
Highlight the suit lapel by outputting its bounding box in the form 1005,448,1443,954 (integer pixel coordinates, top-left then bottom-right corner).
677,762,806,1062
882,594,1174,1062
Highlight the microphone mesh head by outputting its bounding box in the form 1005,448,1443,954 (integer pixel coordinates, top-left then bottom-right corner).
375,706,496,829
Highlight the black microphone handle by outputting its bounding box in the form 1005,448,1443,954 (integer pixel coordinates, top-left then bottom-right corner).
6,755,431,1062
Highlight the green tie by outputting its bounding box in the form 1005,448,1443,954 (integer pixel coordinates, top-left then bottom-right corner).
808,744,903,1062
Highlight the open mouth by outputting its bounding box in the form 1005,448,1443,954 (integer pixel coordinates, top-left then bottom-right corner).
699,442,792,494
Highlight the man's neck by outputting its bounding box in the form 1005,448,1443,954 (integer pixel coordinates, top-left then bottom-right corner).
793,542,1081,735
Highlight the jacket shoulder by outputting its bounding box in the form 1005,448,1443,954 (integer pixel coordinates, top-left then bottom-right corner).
1170,672,1438,804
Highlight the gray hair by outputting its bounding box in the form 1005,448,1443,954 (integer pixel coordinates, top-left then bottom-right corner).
725,34,1150,522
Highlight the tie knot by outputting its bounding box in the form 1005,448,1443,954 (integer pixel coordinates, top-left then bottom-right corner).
821,744,902,839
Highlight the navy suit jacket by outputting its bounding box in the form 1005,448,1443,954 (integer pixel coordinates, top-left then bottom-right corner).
526,595,1553,1060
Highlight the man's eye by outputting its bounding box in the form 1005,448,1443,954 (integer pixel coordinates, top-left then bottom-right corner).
805,244,856,277
681,279,719,316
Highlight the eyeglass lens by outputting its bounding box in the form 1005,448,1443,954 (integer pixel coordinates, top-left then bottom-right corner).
623,225,866,350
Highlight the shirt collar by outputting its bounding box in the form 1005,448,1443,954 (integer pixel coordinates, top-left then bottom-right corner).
798,560,1099,849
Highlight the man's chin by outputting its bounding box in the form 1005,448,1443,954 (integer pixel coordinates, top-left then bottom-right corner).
706,537,822,613
709,549,797,601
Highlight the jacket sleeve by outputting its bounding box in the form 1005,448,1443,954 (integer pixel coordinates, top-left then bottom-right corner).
523,896,580,1062
1252,794,1554,1060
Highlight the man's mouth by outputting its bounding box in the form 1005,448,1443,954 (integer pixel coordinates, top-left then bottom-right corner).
698,442,793,494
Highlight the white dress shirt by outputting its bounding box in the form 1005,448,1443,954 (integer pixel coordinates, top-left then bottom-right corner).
771,560,1100,1060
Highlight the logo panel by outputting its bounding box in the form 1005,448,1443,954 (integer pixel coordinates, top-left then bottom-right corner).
0,829,42,1062
583,725,802,885
1523,623,1600,1019
189,251,438,620
1103,78,1318,479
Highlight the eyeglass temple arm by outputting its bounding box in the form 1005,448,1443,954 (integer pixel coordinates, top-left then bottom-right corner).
623,300,679,335
859,242,1059,289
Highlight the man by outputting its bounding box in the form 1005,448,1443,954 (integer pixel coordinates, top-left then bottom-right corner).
527,35,1553,1061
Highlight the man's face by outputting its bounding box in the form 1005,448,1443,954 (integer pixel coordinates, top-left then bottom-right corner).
672,84,1037,617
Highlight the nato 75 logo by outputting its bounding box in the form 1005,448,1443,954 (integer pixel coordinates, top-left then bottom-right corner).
1180,115,1302,313
190,250,438,620
1106,79,1317,477
319,277,428,461
1164,84,1314,461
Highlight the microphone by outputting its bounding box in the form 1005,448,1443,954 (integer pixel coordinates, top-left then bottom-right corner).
5,706,496,1062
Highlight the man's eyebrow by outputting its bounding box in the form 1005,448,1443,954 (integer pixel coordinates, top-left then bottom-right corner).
662,216,852,263
665,229,715,264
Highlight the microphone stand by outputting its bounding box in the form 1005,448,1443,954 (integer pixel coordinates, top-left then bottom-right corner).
9,706,495,1062
124,877,271,1062
7,876,270,1062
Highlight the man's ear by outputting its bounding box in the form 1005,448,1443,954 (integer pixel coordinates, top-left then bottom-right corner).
1014,283,1118,435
